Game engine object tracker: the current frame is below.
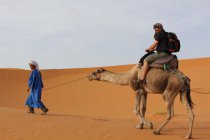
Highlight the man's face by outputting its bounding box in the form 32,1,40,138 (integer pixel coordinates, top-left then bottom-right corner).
154,27,162,33
29,64,36,70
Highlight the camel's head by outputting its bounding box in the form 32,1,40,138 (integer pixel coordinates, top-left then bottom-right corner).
88,68,106,81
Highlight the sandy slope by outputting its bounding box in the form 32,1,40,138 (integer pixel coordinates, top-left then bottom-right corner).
0,58,210,140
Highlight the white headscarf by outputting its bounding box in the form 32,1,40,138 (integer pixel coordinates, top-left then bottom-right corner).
29,60,39,70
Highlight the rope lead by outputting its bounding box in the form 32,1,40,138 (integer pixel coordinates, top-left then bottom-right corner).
166,65,210,95
43,76,87,91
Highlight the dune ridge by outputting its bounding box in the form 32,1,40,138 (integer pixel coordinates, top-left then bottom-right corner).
0,58,210,140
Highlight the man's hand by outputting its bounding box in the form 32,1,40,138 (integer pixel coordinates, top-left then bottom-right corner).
145,48,155,52
145,49,151,52
146,40,158,52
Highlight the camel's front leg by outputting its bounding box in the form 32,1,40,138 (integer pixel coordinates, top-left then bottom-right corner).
134,89,144,129
134,90,142,115
134,90,153,129
140,93,153,129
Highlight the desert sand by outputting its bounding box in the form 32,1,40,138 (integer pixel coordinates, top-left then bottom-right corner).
0,58,210,140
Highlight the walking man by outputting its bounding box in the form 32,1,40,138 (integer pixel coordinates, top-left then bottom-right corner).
25,60,49,115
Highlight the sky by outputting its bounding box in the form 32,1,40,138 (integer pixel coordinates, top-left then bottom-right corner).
0,0,210,69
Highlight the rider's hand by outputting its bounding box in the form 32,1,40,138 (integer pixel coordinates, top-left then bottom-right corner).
145,49,150,52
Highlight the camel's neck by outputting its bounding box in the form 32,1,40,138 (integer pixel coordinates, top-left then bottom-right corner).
100,71,130,85
100,65,139,85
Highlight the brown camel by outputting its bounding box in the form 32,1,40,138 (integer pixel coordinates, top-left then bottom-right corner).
88,64,194,139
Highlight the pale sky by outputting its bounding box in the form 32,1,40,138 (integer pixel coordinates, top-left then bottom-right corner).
0,0,210,69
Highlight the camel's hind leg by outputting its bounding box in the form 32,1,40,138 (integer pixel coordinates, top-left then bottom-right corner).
180,90,194,139
153,99,175,135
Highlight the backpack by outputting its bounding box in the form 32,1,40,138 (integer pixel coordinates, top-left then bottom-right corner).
167,32,180,53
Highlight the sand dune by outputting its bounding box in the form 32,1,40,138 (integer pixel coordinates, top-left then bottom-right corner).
0,58,210,140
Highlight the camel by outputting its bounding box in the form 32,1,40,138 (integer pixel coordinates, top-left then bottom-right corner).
87,64,194,139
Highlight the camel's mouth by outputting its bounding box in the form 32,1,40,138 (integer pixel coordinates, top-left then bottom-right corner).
87,73,96,81
87,72,100,81
88,76,93,81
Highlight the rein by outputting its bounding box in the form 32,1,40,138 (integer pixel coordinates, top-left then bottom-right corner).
43,76,88,91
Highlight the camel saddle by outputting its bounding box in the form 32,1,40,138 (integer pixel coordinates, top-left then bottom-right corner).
150,55,178,69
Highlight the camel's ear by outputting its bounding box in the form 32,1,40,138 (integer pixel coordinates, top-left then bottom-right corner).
96,68,105,73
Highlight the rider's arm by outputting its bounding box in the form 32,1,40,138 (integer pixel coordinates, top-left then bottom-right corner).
146,40,159,52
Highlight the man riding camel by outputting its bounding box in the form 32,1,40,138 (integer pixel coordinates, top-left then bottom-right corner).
137,23,172,85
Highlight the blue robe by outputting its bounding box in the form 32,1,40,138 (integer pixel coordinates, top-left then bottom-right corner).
25,69,45,108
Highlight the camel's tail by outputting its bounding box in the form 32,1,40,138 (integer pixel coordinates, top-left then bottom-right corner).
180,76,194,109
